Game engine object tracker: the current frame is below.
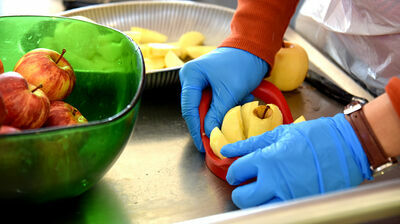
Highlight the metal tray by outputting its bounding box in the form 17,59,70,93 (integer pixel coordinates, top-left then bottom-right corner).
59,1,235,89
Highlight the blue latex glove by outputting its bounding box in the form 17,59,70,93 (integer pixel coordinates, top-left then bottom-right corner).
221,114,373,209
179,47,269,152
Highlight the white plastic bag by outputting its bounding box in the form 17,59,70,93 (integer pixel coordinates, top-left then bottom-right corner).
294,0,400,95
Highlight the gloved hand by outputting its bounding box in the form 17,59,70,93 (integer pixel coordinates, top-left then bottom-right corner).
221,114,373,209
180,47,269,152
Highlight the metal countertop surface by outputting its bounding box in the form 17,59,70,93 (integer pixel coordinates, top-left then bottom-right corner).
2,80,398,223
1,1,399,223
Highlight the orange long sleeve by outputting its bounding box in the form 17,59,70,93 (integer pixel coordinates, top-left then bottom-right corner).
220,0,299,67
385,77,400,118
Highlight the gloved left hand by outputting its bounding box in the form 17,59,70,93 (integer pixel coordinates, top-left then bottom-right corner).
180,47,269,152
221,114,373,209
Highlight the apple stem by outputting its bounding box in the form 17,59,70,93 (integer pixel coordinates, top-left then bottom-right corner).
55,49,66,64
72,109,77,116
31,84,43,93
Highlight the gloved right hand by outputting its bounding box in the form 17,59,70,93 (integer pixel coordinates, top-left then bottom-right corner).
221,114,373,209
179,47,269,152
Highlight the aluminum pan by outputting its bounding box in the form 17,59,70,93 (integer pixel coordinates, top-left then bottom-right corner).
59,1,235,89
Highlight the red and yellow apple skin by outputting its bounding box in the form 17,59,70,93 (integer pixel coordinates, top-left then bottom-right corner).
44,101,88,127
0,94,6,125
0,58,4,74
0,125,21,134
14,48,75,101
0,72,50,129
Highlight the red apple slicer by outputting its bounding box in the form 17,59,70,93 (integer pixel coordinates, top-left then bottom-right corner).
199,80,294,181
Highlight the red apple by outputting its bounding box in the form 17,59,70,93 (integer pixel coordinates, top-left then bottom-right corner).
14,48,75,101
0,58,4,74
0,72,50,129
44,101,88,127
0,94,6,125
0,125,20,134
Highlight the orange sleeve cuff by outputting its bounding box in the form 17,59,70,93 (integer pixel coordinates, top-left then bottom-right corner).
385,77,400,118
219,0,299,66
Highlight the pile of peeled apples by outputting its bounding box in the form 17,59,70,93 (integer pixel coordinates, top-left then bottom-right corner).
123,27,216,71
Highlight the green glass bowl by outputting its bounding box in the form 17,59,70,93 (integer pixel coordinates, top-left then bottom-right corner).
0,16,145,202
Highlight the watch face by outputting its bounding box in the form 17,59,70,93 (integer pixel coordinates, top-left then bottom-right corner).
344,102,362,114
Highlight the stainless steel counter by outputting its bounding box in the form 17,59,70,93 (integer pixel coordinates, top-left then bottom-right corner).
0,80,338,222
0,1,399,223
2,76,398,223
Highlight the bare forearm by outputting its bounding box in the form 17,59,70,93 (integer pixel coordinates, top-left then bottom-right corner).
364,93,400,157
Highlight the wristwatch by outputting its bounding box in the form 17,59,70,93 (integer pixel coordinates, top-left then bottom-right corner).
344,97,398,176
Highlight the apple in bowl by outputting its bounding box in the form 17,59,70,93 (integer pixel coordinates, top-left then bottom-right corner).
0,126,21,134
0,93,6,125
0,58,4,74
0,72,50,129
14,48,75,101
45,101,88,127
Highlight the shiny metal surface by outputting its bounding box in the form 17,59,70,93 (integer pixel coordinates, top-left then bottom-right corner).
100,81,344,224
1,79,398,223
1,80,384,224
1,1,399,223
180,179,400,224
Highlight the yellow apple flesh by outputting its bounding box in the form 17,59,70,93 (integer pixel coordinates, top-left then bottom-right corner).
266,41,309,91
144,57,165,71
247,104,283,138
186,46,216,59
241,101,259,139
293,115,306,123
221,105,245,143
130,27,167,44
164,51,184,68
209,127,229,159
147,43,181,58
178,31,205,59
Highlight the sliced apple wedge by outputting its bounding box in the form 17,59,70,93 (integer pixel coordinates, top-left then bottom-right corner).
186,46,216,59
210,127,229,159
138,44,150,58
294,115,306,123
130,27,167,43
221,105,245,143
148,43,181,58
178,31,205,59
165,50,184,68
241,101,259,139
144,57,165,71
178,31,205,48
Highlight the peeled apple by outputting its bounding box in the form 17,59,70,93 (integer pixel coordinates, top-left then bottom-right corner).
210,101,285,159
246,104,283,138
221,105,245,143
209,127,229,159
